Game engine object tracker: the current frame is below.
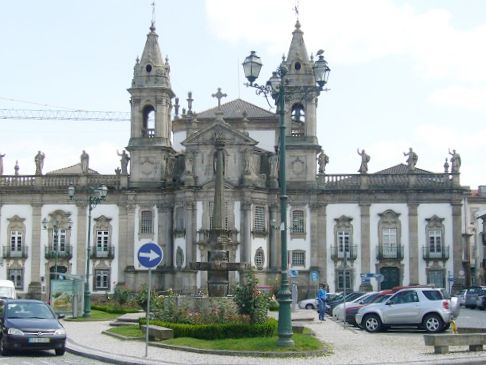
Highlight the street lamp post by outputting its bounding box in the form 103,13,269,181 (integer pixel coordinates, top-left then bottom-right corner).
242,51,330,346
68,184,108,317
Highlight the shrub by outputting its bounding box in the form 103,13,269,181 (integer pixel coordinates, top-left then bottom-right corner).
91,304,140,314
233,271,270,324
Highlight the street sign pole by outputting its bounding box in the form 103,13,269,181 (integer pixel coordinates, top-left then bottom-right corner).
137,242,163,359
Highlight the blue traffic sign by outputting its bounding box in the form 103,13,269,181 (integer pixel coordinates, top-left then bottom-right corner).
137,242,163,269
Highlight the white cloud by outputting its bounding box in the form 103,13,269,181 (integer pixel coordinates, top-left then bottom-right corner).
428,86,486,110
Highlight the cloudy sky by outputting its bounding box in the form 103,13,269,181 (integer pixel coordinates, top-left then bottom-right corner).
1,0,485,188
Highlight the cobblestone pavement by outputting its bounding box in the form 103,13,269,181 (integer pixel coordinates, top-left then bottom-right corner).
63,309,486,365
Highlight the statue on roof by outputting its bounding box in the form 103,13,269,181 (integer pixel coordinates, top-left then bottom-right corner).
80,150,89,174
117,150,130,175
35,151,45,175
357,148,370,174
404,147,418,172
318,149,329,174
0,152,5,175
449,149,461,173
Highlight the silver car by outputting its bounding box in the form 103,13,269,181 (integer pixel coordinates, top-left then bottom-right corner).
355,287,455,333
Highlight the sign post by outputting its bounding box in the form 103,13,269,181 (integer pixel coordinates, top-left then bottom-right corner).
137,242,163,358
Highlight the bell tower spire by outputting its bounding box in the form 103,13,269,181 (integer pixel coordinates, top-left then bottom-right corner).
127,14,175,187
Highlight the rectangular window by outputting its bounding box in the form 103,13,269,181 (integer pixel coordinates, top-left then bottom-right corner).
337,270,351,291
8,269,23,290
429,230,442,253
140,211,153,234
382,228,397,257
95,269,110,290
291,210,305,233
10,231,22,251
291,250,305,266
96,230,109,251
254,206,266,232
337,231,350,254
53,229,67,252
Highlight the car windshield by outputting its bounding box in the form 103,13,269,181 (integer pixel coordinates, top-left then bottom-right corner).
361,293,380,304
6,302,55,319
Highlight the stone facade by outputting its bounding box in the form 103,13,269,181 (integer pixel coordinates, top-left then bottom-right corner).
0,21,475,301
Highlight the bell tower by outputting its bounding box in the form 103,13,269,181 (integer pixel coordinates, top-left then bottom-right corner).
283,21,324,186
127,22,175,187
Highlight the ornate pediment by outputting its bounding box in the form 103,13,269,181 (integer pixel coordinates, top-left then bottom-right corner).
181,120,257,147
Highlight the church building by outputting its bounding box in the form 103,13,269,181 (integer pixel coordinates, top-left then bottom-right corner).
0,19,473,301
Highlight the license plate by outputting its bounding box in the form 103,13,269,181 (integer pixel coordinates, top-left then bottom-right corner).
28,337,50,343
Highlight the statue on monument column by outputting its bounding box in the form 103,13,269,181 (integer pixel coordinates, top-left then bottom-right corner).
117,150,130,175
34,151,45,175
449,149,461,173
404,147,418,171
0,152,5,175
357,148,370,174
80,150,89,174
317,149,329,174
14,160,19,175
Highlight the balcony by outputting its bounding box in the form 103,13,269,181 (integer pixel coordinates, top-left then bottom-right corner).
2,246,28,259
423,245,449,261
330,245,358,261
45,245,73,260
90,245,115,259
376,244,404,261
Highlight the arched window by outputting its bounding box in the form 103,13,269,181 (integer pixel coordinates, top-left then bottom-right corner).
291,103,305,123
142,105,155,137
254,247,265,270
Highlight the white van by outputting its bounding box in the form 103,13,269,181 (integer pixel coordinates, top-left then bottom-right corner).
0,280,17,299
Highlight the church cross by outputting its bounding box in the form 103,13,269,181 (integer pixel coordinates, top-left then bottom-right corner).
212,88,227,108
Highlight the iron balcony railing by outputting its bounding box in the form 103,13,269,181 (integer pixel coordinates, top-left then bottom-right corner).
44,244,73,260
90,245,115,259
2,245,29,259
422,245,449,261
330,245,358,261
376,244,404,260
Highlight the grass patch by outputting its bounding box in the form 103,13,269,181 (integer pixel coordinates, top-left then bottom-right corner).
163,333,323,352
107,325,143,338
65,309,121,322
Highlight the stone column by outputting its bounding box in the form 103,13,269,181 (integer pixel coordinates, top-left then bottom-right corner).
158,202,173,267
75,202,87,277
451,201,463,290
240,199,252,265
185,201,195,266
359,203,371,274
310,203,326,284
30,203,42,283
408,202,419,285
269,203,279,270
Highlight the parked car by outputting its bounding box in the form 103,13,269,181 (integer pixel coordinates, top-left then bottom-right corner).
345,291,394,326
476,288,486,310
355,287,455,333
465,286,486,309
326,292,365,315
0,299,66,356
453,289,466,307
298,292,340,310
333,292,375,321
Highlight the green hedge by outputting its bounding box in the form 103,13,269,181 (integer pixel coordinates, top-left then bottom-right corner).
92,304,140,314
139,318,277,340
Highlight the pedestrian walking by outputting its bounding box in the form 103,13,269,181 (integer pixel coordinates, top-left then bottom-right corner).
317,283,327,321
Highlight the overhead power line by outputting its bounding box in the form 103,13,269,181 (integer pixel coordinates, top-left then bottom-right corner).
0,109,130,121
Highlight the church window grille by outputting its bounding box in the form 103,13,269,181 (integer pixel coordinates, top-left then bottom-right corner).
254,206,266,233
54,229,67,252
429,230,442,253
254,247,265,270
336,270,352,291
291,250,305,267
291,210,305,233
338,231,350,255
10,231,22,252
96,230,109,252
140,211,153,234
382,228,397,257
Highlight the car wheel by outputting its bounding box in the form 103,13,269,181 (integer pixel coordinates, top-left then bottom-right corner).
0,338,9,356
55,347,65,356
305,303,314,309
363,314,382,333
423,313,444,333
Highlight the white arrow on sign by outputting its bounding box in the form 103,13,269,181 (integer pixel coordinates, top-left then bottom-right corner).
139,250,160,262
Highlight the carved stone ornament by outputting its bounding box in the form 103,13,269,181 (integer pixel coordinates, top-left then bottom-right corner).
291,157,305,175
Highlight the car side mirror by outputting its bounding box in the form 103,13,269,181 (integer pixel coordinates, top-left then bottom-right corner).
386,301,392,306
57,313,65,319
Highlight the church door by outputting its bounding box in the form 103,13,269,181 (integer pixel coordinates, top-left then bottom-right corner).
380,267,400,289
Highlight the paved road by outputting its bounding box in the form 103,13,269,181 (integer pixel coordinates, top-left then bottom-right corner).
0,351,106,365
456,307,486,329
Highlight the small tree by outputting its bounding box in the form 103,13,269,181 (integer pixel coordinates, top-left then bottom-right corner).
234,271,270,324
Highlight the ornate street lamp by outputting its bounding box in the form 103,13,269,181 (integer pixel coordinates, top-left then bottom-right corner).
68,184,108,317
242,50,329,346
